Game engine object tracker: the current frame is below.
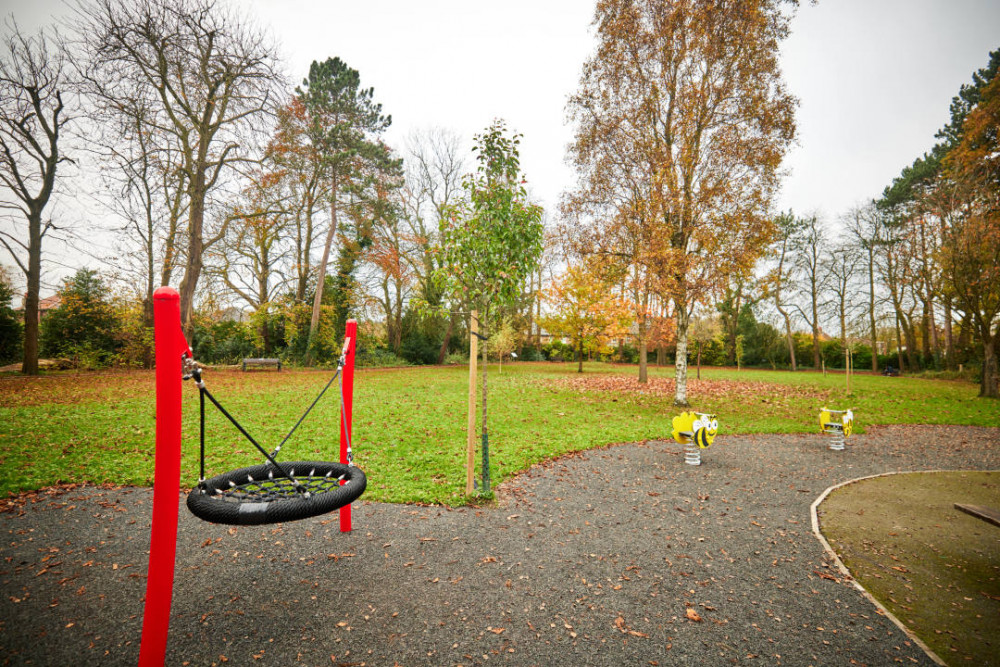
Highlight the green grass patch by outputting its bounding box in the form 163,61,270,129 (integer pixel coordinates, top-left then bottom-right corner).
818,471,1000,666
1,362,997,504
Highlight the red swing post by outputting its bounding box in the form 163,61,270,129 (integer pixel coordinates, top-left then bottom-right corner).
340,319,357,532
139,287,185,666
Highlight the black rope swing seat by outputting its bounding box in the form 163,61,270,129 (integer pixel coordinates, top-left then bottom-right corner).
182,348,366,526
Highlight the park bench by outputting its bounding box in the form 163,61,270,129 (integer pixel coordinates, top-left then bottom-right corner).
242,357,282,372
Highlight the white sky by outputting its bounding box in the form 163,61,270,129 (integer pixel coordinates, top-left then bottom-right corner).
2,0,1000,292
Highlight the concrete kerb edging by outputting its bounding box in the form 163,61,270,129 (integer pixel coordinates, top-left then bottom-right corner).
810,470,949,667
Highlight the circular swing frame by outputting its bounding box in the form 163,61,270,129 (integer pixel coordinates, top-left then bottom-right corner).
187,461,366,526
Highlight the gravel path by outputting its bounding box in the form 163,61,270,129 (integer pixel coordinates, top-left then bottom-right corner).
2,425,998,666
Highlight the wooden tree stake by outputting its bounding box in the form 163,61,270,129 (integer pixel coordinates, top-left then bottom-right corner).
466,311,478,495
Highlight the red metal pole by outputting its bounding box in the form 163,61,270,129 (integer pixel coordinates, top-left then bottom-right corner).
340,319,357,532
139,287,184,666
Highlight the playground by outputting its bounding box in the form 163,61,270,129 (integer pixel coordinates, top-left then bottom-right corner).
1,295,998,665
1,425,997,665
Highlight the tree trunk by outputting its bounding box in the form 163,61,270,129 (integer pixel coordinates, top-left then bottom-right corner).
535,269,542,352
895,314,905,372
437,311,456,364
943,298,954,370
980,333,998,398
21,211,42,375
178,176,206,339
776,302,796,372
674,305,690,407
696,342,701,380
637,314,648,384
811,295,821,369
393,280,403,354
903,315,919,371
297,190,316,302
526,270,535,358
927,298,939,368
577,334,584,373
307,176,339,365
839,298,847,345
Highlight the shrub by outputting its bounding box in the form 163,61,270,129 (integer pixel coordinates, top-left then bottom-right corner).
517,347,546,362
357,347,410,368
40,269,121,367
0,271,22,365
400,330,441,365
191,319,256,365
850,344,873,371
114,301,154,368
543,339,573,362
443,352,468,365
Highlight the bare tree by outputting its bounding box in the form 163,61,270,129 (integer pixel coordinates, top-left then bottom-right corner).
401,127,467,362
0,20,75,375
791,214,829,369
90,95,188,337
845,202,884,371
267,97,329,303
211,170,291,311
765,212,803,371
878,219,921,372
365,172,410,354
823,239,862,344
74,0,283,335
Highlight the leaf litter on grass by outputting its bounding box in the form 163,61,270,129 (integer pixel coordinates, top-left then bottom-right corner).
547,374,831,401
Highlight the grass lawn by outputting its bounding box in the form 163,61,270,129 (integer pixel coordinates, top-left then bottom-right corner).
818,471,1000,666
1,362,998,503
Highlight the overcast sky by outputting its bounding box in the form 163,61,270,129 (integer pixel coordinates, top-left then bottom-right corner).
2,0,999,290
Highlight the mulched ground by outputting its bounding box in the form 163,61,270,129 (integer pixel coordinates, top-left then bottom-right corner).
2,425,998,666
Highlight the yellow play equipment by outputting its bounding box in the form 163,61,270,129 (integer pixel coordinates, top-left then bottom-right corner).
819,407,854,451
671,411,718,465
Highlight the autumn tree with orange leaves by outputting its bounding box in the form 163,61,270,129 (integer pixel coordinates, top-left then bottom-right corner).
941,69,1000,397
541,262,631,373
565,0,797,406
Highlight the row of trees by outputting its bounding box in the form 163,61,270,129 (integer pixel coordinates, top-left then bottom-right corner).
0,0,413,373
544,40,999,398
3,0,996,400
866,49,1000,397
0,0,536,375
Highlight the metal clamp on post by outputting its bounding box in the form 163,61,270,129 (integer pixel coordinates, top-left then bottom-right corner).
339,336,352,368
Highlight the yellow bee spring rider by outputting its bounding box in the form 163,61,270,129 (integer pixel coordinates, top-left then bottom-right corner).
671,411,718,466
819,407,854,451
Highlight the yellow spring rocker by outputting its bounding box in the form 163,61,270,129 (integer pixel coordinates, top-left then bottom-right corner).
671,411,718,466
819,407,854,451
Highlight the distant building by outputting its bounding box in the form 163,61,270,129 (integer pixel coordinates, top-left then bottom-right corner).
19,295,62,323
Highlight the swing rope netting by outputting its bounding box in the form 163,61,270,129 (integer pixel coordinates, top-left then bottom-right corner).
182,346,366,526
